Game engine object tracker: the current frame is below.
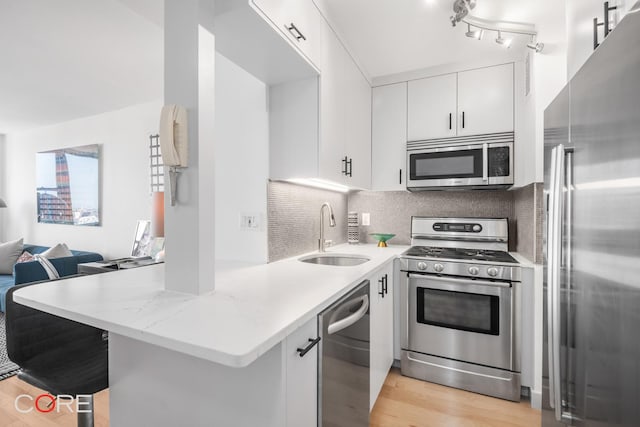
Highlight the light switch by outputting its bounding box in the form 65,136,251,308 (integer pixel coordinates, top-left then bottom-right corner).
240,213,261,230
362,213,370,226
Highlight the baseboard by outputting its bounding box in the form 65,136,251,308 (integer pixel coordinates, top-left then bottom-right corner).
530,389,542,409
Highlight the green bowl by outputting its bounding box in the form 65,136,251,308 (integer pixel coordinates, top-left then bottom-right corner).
369,233,395,247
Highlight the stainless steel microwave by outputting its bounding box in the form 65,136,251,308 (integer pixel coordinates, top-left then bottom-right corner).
406,132,514,191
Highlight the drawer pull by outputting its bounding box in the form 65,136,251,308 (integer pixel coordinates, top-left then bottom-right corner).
297,337,320,357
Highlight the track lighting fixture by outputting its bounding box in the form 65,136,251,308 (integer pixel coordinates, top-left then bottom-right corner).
465,23,484,40
451,0,543,53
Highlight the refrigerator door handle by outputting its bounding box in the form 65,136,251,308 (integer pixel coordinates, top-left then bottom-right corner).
547,144,565,421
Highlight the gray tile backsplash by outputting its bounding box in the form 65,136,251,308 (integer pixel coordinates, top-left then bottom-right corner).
268,181,348,262
268,181,543,264
347,190,516,249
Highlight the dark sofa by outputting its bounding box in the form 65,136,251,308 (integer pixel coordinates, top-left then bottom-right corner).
0,244,103,312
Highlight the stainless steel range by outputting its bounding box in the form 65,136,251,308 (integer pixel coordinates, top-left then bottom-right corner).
399,217,522,401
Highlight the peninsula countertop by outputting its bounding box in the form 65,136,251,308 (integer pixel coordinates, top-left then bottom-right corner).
13,243,407,368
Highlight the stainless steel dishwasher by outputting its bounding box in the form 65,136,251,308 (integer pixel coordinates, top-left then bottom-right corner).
318,280,370,427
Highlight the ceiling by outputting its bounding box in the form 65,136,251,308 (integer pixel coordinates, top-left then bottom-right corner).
0,0,563,134
320,0,563,79
0,0,163,134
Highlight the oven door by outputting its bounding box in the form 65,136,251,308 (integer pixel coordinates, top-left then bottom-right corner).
404,273,514,370
406,142,513,189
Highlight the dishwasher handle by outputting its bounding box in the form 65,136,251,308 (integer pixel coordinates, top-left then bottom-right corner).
327,295,369,335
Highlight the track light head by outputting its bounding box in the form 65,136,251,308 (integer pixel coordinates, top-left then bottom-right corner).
527,42,545,53
495,31,512,48
465,24,484,40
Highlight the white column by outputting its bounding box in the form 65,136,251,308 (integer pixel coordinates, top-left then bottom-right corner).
163,0,216,294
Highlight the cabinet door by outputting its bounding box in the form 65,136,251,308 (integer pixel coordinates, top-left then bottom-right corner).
253,0,322,70
319,23,348,184
252,0,285,28
566,0,628,80
457,63,514,136
286,317,319,427
372,83,407,191
345,64,372,190
284,0,323,69
369,262,394,411
407,73,457,141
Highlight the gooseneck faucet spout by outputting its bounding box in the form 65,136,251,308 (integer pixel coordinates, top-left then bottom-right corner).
319,202,336,252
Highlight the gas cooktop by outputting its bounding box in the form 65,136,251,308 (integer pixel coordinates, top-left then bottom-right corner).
403,246,518,264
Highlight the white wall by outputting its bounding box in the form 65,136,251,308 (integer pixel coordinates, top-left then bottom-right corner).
214,53,269,263
2,101,162,259
0,134,6,241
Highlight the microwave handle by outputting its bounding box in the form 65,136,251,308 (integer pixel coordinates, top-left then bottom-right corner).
482,143,488,182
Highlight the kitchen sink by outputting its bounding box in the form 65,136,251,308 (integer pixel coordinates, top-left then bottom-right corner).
299,253,371,266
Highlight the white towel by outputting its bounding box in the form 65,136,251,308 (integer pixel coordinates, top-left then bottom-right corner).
33,254,60,280
159,104,189,167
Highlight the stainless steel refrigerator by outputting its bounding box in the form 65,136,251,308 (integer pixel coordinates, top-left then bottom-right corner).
543,3,640,426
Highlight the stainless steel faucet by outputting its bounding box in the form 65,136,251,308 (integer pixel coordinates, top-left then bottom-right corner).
319,202,336,252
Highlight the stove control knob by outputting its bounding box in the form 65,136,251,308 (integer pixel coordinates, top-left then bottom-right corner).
433,263,444,273
417,262,428,271
487,267,499,277
468,266,479,275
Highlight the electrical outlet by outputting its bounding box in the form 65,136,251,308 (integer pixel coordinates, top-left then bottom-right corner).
362,213,370,226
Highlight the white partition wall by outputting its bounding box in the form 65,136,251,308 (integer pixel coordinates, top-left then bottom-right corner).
163,0,216,294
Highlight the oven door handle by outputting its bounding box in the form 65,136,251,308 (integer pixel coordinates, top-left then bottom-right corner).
408,273,512,289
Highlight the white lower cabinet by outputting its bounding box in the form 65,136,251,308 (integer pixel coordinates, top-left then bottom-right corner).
285,316,319,427
369,260,395,410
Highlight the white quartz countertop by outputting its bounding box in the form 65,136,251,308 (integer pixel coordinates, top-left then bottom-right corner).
13,243,407,368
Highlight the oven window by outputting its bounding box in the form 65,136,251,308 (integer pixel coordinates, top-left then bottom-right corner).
410,149,483,180
416,288,500,335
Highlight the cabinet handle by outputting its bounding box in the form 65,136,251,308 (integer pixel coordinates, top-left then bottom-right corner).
285,23,306,41
399,169,402,185
378,277,385,298
346,158,353,177
462,111,465,129
383,274,388,295
449,113,452,130
341,156,348,175
593,17,603,49
604,1,618,37
297,337,320,357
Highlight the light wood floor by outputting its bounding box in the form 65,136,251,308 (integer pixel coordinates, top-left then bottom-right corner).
371,368,541,427
0,368,539,426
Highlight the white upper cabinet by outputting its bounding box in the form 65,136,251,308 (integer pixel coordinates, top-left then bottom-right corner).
407,74,457,141
269,7,372,190
406,64,513,141
318,25,349,184
344,56,372,189
319,23,371,189
252,0,323,70
566,0,632,80
457,63,514,136
372,83,407,191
